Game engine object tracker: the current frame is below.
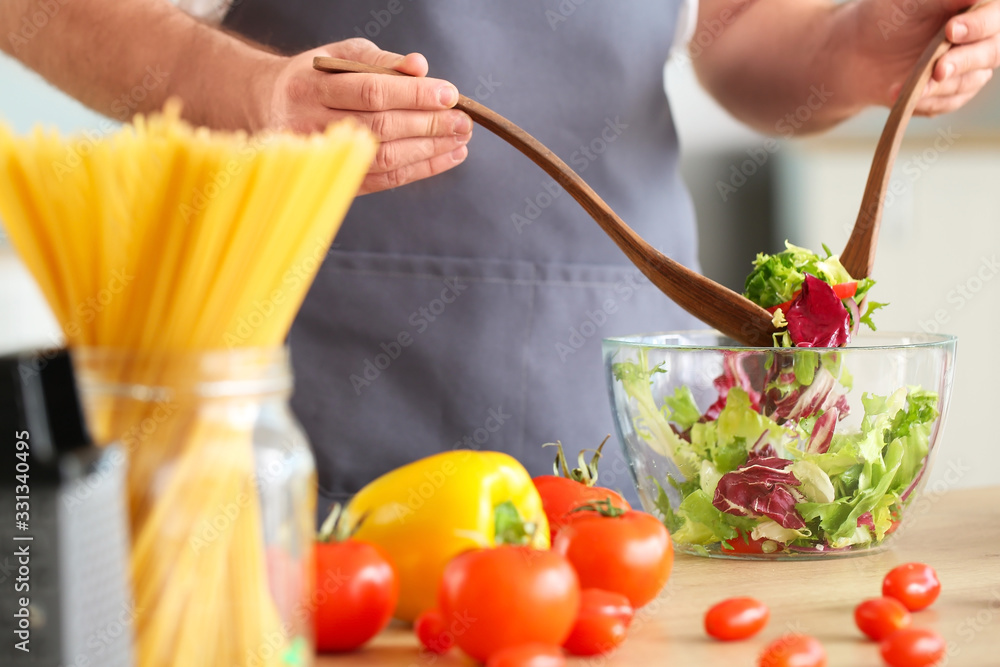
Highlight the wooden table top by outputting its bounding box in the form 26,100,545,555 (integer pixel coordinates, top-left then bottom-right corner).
317,485,1000,666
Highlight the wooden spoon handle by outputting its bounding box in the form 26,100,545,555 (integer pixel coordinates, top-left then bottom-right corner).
313,56,777,346
841,14,968,279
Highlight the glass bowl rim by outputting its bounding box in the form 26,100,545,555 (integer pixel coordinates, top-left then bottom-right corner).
602,329,957,352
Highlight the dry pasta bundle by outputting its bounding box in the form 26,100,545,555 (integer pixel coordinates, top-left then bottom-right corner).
0,104,376,667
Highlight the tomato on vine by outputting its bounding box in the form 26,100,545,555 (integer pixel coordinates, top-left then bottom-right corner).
313,505,399,652
438,546,580,662
552,501,674,609
532,437,631,541
552,500,672,608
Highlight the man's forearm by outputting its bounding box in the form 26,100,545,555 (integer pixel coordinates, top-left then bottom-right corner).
0,0,281,130
692,0,865,135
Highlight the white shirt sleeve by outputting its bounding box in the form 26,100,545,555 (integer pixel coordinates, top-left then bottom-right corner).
671,0,699,58
172,0,232,23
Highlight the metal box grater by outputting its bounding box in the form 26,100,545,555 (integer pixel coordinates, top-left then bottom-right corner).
0,349,133,666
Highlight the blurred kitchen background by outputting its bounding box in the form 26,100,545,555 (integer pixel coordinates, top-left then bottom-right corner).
2,47,998,490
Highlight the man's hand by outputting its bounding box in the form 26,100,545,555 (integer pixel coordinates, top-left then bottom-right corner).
0,2,470,193
2,0,470,197
695,0,1000,134
260,38,472,194
851,0,1000,116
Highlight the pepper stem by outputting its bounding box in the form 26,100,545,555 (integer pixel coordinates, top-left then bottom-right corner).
493,500,537,546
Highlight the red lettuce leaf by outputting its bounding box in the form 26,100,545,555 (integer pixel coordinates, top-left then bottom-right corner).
785,274,851,348
806,407,839,453
712,456,807,530
749,438,778,460
762,355,850,422
703,352,763,421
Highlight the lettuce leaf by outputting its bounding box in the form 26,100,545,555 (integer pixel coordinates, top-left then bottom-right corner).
612,354,701,479
860,300,888,331
664,386,701,433
744,242,858,308
743,241,882,345
674,489,748,545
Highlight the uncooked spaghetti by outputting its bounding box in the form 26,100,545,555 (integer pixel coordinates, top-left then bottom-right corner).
0,103,376,667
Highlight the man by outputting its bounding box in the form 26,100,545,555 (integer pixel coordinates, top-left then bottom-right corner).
3,0,998,505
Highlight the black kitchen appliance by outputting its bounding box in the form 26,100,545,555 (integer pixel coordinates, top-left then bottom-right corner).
0,348,133,666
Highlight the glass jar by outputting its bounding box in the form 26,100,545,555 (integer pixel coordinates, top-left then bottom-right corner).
73,347,315,667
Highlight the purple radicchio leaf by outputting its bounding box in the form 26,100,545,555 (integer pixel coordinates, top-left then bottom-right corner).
806,407,839,454
712,456,807,530
704,352,763,421
764,363,850,422
785,274,851,348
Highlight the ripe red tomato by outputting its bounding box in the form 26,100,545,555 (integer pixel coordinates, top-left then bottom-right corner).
438,546,580,662
414,608,454,654
758,634,827,667
486,643,566,667
562,589,633,656
552,509,672,608
313,540,398,652
882,563,941,611
704,597,769,641
723,531,768,554
533,476,631,541
880,627,946,667
854,597,911,641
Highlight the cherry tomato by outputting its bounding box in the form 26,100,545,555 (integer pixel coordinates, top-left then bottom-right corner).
832,281,858,300
415,608,454,654
438,546,580,662
880,627,946,667
723,530,768,554
313,539,398,652
883,504,902,536
882,563,941,611
704,597,769,641
553,508,672,608
562,589,633,656
532,476,630,542
854,597,911,641
486,643,566,667
758,634,827,667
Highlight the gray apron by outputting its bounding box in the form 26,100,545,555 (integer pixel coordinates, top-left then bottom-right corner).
223,0,698,505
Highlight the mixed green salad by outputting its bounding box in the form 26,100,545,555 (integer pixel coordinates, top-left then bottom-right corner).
745,242,886,347
610,242,938,555
614,350,938,554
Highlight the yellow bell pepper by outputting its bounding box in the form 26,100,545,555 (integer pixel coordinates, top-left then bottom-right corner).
344,450,549,622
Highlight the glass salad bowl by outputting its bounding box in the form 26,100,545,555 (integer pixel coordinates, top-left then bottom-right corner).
603,331,956,559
